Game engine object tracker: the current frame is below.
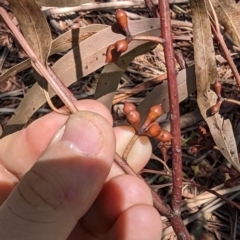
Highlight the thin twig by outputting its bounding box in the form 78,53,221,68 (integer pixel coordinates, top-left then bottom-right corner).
133,35,165,43
188,181,240,210
210,17,240,88
0,45,9,72
207,0,220,33
0,7,78,114
151,153,171,172
115,152,173,217
223,98,240,106
41,0,189,16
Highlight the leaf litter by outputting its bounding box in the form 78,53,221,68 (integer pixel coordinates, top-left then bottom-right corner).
0,0,240,238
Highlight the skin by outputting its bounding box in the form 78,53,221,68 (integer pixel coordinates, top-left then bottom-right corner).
0,99,162,239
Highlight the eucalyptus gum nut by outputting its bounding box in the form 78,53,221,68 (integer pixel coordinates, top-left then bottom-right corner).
114,126,152,173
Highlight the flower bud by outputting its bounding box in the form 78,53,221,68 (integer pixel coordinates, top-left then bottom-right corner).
156,129,172,143
141,104,162,131
116,9,131,37
146,122,161,137
126,110,140,130
123,101,136,115
115,39,128,53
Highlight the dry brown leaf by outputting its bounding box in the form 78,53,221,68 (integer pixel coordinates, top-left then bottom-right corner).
95,43,156,110
137,66,196,126
35,0,91,6
8,0,57,111
0,59,31,84
8,0,51,64
8,0,63,112
2,18,167,136
0,25,107,84
51,24,107,55
191,0,240,171
209,0,240,47
112,73,167,105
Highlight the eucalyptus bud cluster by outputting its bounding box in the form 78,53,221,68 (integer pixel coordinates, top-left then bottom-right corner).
105,9,132,63
123,101,172,143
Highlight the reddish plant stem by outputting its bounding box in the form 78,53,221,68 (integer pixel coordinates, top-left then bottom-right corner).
210,20,240,88
174,50,186,70
116,134,194,239
115,152,173,217
158,0,182,214
158,1,191,239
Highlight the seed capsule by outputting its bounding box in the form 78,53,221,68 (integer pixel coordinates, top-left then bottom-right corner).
214,80,222,97
126,110,140,130
141,104,162,131
123,101,136,115
198,125,207,136
156,129,172,143
146,122,161,137
189,146,198,155
115,39,128,53
115,9,131,37
210,100,222,115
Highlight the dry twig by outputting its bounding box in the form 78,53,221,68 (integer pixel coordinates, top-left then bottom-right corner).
209,16,240,88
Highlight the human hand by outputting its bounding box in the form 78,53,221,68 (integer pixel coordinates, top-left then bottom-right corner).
0,100,162,239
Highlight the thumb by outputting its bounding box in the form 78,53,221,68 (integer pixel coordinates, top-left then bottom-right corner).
0,111,116,240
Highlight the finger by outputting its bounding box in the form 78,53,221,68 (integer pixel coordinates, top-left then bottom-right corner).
0,123,152,205
0,100,152,204
0,111,116,240
0,100,112,178
73,175,153,238
105,204,162,240
108,126,152,179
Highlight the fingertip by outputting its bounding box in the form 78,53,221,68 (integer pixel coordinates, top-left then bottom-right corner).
80,174,153,235
106,204,162,240
97,175,153,218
